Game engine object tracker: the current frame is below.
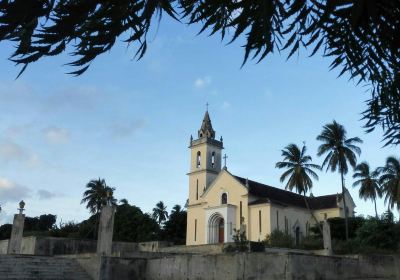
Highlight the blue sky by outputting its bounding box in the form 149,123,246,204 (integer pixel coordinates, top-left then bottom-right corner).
0,17,398,224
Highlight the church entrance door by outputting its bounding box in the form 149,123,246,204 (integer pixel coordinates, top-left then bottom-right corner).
218,219,224,243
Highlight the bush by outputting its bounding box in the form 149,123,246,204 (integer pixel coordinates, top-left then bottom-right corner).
249,241,265,252
356,217,400,251
264,230,293,248
332,239,360,254
233,229,248,252
299,236,323,250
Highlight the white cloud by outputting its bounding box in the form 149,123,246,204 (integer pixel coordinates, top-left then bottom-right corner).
44,85,100,112
194,76,212,89
0,177,31,203
110,119,147,139
0,139,40,166
43,127,69,144
221,101,231,110
36,189,57,200
4,123,33,138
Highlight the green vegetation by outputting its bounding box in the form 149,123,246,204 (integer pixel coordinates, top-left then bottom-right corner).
264,230,293,249
353,162,382,218
317,120,362,240
275,143,322,232
81,178,117,215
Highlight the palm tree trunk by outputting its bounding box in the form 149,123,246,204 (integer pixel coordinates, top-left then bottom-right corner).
303,193,323,235
374,198,378,219
340,170,349,241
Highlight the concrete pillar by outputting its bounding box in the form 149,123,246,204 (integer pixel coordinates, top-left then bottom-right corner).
322,219,332,256
97,205,116,256
7,213,25,254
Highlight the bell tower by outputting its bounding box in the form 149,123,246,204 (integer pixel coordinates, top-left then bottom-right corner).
188,110,223,205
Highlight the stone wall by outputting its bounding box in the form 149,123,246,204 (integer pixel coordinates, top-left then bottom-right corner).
100,252,400,280
158,243,223,254
0,240,8,254
0,237,170,256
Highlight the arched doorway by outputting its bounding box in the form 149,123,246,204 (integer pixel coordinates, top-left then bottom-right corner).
208,213,225,244
218,219,224,243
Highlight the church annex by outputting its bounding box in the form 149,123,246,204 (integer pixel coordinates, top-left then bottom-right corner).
186,111,356,245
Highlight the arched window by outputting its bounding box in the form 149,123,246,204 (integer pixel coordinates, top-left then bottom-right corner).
196,151,201,168
211,151,215,168
221,193,227,204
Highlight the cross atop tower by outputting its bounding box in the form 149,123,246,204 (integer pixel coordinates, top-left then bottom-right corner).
223,154,228,168
206,102,209,111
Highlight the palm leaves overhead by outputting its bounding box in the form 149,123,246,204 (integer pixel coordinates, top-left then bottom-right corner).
152,201,168,225
81,178,117,214
0,1,399,145
275,143,320,196
378,157,400,210
352,162,382,218
317,120,362,240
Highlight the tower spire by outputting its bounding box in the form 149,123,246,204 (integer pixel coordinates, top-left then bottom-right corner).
198,110,215,139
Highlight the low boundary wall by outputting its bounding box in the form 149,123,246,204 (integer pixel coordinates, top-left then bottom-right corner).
98,252,400,280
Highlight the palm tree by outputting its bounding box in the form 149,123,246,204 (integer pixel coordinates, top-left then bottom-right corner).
119,198,129,205
352,162,382,218
378,157,400,211
152,201,169,225
275,143,322,232
171,204,182,216
81,178,117,215
316,120,362,240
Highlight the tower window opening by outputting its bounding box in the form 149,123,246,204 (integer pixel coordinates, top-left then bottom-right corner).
196,151,201,168
211,151,215,168
221,193,227,204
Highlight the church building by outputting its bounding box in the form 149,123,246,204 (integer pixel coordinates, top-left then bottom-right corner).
186,111,356,245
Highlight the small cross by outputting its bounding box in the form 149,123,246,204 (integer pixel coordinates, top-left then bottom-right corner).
206,102,209,111
223,154,228,167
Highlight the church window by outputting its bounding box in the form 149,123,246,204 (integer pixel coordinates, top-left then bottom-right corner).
284,216,288,234
259,210,262,234
221,193,227,204
196,151,201,168
276,211,279,230
240,201,242,224
196,179,199,200
306,222,309,236
211,152,215,168
194,219,197,241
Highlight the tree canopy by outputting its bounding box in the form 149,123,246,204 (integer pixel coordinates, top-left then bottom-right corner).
0,0,399,145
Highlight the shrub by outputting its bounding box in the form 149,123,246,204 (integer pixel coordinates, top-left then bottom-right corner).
232,229,248,252
299,236,323,250
264,230,293,248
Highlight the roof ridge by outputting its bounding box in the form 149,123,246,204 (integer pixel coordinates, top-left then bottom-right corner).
233,174,338,199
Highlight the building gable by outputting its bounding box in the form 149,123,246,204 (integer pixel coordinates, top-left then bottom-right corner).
201,169,248,207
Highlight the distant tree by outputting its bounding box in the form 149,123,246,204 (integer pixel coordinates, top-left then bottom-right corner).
161,204,187,245
317,121,362,240
119,198,129,205
113,203,159,242
38,214,57,231
50,221,81,238
275,143,321,231
0,1,399,146
81,178,117,215
352,162,382,218
0,224,12,240
152,201,169,226
378,157,400,210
